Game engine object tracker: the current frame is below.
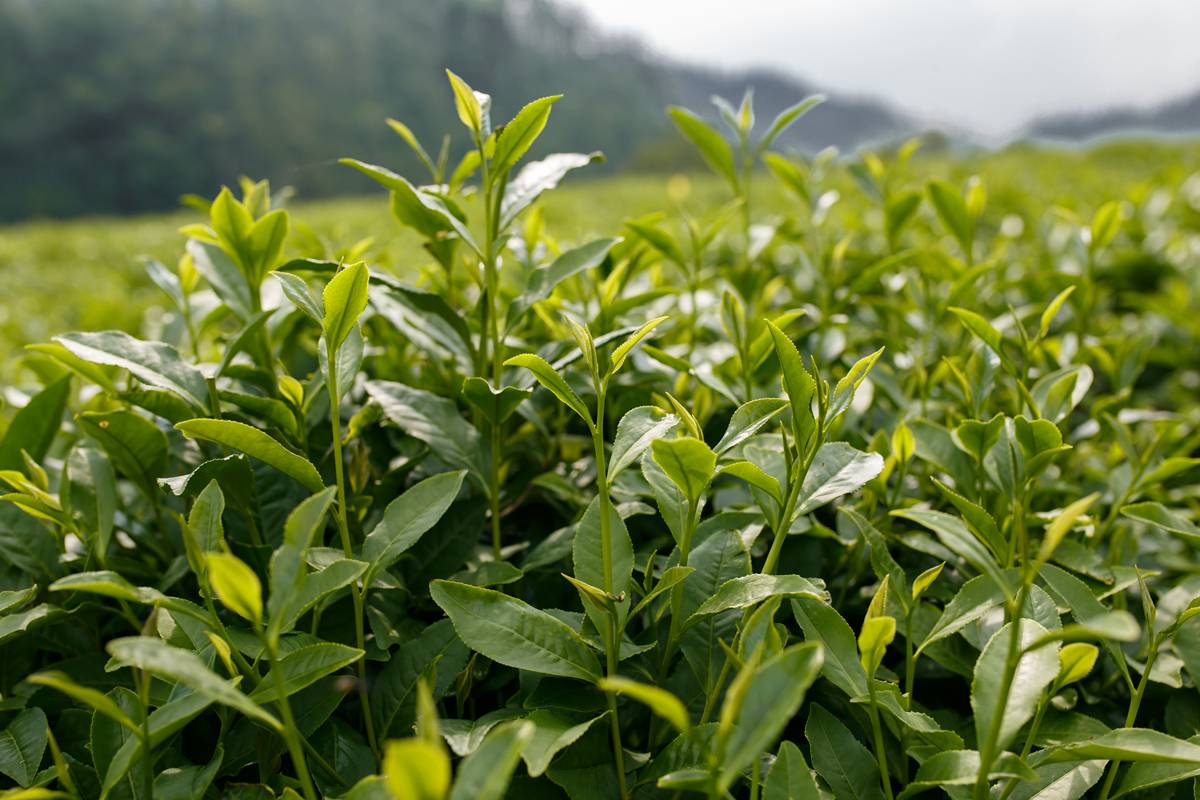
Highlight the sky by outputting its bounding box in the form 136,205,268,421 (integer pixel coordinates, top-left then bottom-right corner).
569,0,1200,138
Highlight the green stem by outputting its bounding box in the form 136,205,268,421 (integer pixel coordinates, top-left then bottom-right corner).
662,500,700,669
593,395,613,596
763,443,815,576
973,586,1029,800
481,136,508,559
606,616,629,800
267,637,318,800
201,591,257,682
137,667,155,800
866,679,895,800
650,500,699,745
327,344,379,757
998,691,1051,800
1097,640,1158,800
489,421,503,559
592,386,627,800
699,651,734,726
900,611,917,784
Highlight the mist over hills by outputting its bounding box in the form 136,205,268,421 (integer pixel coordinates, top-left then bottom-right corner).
1027,88,1200,142
1,0,1192,222
0,0,914,221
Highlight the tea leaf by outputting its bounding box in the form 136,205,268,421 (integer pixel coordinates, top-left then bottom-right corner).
106,636,280,730
383,738,450,800
491,95,561,179
322,262,371,350
806,703,885,800
764,740,821,800
449,719,535,800
651,437,717,504
56,330,209,411
249,643,364,703
972,620,1060,755
176,418,324,492
0,376,69,471
505,354,592,426
206,552,262,624
0,707,48,788
430,580,602,681
598,676,689,734
362,471,467,582
668,107,738,188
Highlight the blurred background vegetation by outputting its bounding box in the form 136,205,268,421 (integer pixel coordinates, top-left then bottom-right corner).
3,0,1200,374
0,0,911,221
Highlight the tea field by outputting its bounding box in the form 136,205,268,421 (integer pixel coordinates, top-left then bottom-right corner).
1,81,1199,800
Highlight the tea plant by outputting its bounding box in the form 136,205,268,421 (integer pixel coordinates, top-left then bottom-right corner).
0,70,1198,800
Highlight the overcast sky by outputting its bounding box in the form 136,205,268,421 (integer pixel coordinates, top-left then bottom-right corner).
569,0,1200,138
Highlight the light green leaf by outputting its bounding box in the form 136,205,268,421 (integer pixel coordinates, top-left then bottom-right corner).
1035,494,1099,571
383,738,451,800
599,676,689,734
1089,200,1121,255
928,180,973,255
766,320,817,449
651,437,717,504
322,261,371,350
504,354,592,427
668,107,737,188
609,315,669,375
828,347,884,422
205,552,262,624
490,95,562,179
446,69,484,134
756,95,824,154
719,460,782,503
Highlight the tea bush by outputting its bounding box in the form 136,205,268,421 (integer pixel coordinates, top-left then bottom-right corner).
1,71,1199,800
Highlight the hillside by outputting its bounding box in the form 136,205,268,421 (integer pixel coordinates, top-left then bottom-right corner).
0,0,913,221
1028,88,1200,141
